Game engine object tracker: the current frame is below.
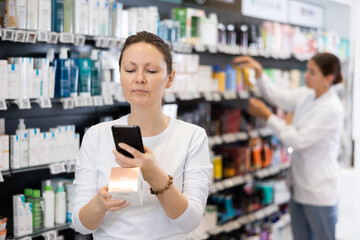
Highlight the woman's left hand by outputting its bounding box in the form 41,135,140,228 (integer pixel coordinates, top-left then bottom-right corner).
112,144,160,182
248,98,273,120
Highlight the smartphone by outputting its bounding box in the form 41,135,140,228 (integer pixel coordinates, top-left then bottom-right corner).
111,125,144,158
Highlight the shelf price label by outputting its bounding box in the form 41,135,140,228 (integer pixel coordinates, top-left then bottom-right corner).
14,99,31,110
59,33,74,43
103,96,114,105
0,171,4,182
84,96,94,106
25,31,37,43
42,230,57,240
0,99,7,110
37,98,52,108
163,93,176,103
2,28,15,41
203,92,213,101
191,92,201,99
48,32,59,44
212,92,222,102
238,91,250,99
101,38,110,48
74,35,86,46
73,96,84,107
49,162,66,175
37,31,49,42
61,98,74,109
223,91,237,100
92,96,104,106
14,30,26,42
18,237,32,240
66,160,77,173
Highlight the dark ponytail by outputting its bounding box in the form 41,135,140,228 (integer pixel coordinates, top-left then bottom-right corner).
311,53,343,85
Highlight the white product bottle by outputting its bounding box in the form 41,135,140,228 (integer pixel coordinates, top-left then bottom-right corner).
43,180,55,228
15,119,29,168
55,182,66,224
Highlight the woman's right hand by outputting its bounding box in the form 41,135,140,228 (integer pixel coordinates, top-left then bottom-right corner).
233,56,263,79
96,185,130,212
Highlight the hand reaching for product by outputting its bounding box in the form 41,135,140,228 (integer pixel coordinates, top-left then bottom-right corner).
96,185,129,212
233,56,263,79
248,98,272,120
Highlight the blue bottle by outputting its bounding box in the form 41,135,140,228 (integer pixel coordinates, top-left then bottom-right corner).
70,58,79,97
78,58,92,96
54,48,71,98
52,0,64,32
90,50,101,96
225,64,237,91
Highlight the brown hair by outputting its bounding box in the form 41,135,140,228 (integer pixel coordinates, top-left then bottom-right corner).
119,31,173,74
311,53,343,85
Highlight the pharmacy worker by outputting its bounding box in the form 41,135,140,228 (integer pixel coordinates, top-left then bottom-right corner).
234,53,344,240
72,31,212,239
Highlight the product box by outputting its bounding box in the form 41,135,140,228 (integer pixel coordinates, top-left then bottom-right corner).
173,8,205,44
7,64,20,99
13,194,26,237
10,135,20,169
109,167,144,206
0,229,6,240
0,119,4,135
0,135,9,171
28,128,40,166
0,60,8,100
0,217,6,230
24,203,32,235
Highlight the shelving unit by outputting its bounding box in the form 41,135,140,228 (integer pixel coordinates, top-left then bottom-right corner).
6,223,72,240
1,0,351,239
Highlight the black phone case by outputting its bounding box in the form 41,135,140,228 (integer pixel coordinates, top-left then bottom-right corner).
111,125,144,158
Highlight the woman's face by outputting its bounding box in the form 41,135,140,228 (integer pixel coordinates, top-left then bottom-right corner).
120,42,173,107
305,59,331,91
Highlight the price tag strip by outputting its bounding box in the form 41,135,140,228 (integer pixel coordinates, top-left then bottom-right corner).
0,99,7,110
36,98,52,108
61,98,74,109
49,162,66,175
14,99,31,109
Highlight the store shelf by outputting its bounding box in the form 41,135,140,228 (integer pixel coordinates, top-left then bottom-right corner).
208,127,273,147
6,222,72,240
206,204,279,236
209,162,290,194
1,160,76,179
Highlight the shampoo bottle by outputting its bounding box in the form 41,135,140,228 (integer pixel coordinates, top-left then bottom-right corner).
55,182,66,224
90,50,101,96
78,58,92,97
43,180,55,228
54,48,71,98
15,119,28,168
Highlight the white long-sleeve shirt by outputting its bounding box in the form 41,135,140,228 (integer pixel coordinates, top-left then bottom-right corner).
72,115,213,239
256,75,343,206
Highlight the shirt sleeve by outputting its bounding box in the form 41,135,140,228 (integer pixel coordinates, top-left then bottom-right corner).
256,74,305,113
72,127,99,235
266,105,341,151
169,128,213,232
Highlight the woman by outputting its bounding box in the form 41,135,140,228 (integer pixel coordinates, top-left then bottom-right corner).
233,53,344,240
72,31,213,239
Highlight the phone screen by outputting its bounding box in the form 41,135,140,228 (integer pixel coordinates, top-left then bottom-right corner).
111,125,144,158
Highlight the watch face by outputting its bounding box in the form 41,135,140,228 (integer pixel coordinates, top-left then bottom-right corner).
195,0,207,4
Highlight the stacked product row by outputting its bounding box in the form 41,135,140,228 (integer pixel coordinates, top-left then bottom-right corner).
171,53,304,94
12,179,74,237
0,48,116,100
0,0,159,38
0,118,79,172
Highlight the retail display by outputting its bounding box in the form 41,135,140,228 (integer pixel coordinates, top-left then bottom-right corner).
0,0,351,239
